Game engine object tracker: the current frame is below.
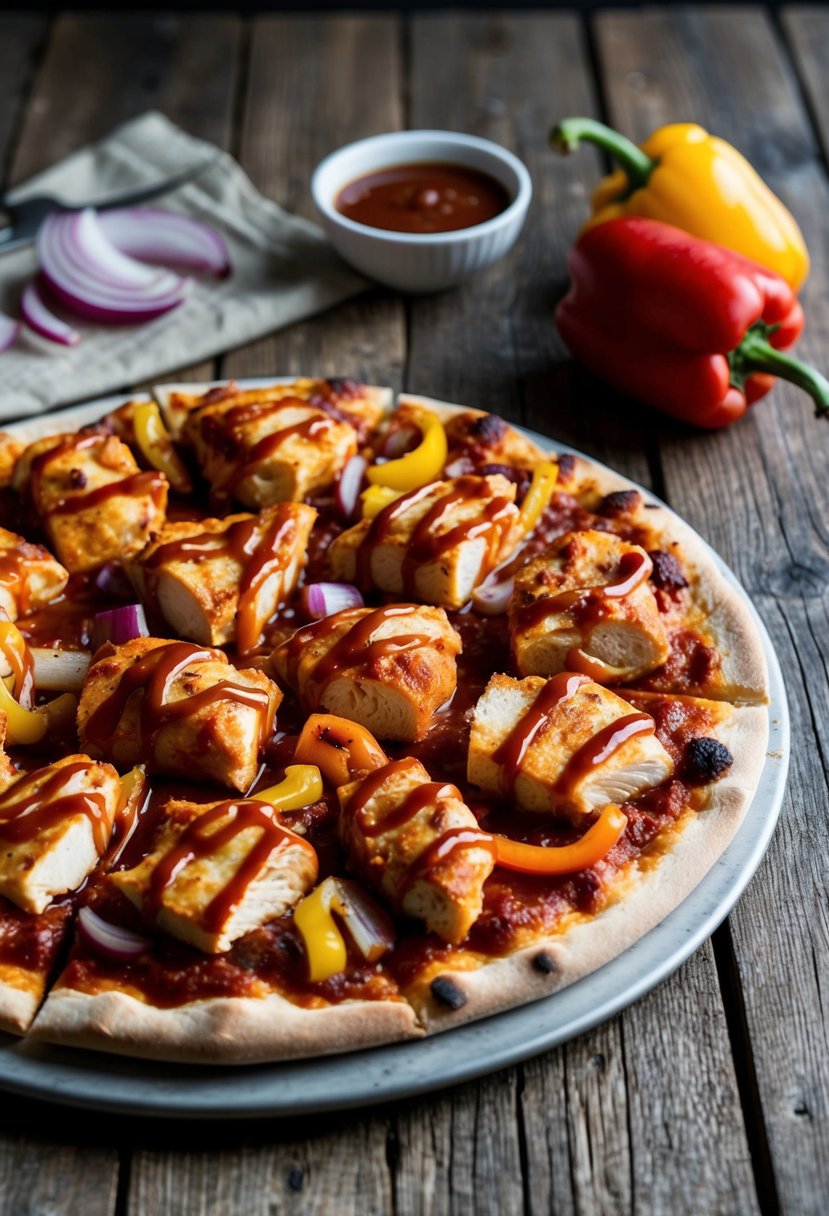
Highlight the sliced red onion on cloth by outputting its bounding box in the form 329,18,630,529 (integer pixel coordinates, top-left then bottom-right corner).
77,906,151,960
0,311,20,353
301,582,364,620
98,208,231,278
93,604,149,648
38,209,189,323
20,279,80,346
335,454,368,519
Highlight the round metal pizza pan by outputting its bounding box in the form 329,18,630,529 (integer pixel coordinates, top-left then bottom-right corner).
0,387,789,1119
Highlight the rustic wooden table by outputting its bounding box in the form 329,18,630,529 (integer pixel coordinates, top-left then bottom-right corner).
1,7,827,1214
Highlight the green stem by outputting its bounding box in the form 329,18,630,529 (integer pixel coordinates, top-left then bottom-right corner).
550,117,656,192
731,329,829,417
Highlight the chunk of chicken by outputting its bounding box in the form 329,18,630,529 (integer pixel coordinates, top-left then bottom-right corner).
0,432,24,488
468,672,674,823
339,757,494,944
155,378,390,443
0,755,121,914
509,530,669,682
111,796,318,953
12,430,167,573
330,474,521,611
272,604,460,742
0,527,68,620
77,637,281,791
131,503,316,652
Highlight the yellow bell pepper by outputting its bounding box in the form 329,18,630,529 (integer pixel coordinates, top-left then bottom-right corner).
132,401,192,494
551,117,809,291
366,410,447,492
518,460,558,535
360,484,404,519
0,614,35,708
0,679,47,744
293,880,348,982
252,764,323,811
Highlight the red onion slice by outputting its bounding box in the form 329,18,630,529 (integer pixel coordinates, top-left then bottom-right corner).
93,604,149,648
329,878,396,962
20,279,80,346
99,208,231,278
380,424,420,459
301,582,364,620
471,576,515,616
335,454,368,519
77,905,151,960
0,311,20,353
38,210,189,323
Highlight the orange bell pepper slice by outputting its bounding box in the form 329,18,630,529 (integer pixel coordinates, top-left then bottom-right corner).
493,804,627,875
294,714,388,788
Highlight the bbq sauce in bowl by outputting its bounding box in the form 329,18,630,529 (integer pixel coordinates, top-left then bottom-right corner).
335,162,511,234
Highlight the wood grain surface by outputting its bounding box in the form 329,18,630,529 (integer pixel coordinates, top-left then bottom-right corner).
0,9,826,1215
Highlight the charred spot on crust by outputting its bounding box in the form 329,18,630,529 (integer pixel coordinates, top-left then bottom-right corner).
557,453,576,481
649,549,689,591
468,413,507,445
599,489,642,517
533,951,557,974
430,976,468,1010
683,736,733,784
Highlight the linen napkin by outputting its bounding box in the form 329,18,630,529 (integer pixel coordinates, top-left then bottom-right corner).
0,111,368,422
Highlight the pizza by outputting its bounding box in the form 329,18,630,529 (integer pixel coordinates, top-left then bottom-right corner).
0,378,769,1064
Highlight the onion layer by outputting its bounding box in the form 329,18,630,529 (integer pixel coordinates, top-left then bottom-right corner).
77,906,151,960
301,583,364,620
20,279,80,346
335,455,368,519
98,208,231,278
93,604,149,648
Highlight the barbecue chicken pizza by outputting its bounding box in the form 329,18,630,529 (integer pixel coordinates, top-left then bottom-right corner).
0,378,769,1063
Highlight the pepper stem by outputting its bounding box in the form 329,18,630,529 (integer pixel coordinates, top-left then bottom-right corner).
550,117,656,192
731,328,829,418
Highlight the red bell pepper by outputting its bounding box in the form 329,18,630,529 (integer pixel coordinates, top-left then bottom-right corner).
555,216,829,428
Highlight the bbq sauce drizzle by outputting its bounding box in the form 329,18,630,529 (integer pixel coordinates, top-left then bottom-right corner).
197,397,338,498
143,799,316,932
514,548,653,632
346,758,495,901
28,432,166,517
492,672,655,799
282,605,434,704
0,760,112,854
83,641,275,761
355,477,517,596
142,508,301,655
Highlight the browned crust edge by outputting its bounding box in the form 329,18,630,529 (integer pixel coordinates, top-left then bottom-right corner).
30,989,422,1065
0,977,40,1035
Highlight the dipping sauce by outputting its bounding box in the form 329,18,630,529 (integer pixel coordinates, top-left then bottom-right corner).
335,162,511,234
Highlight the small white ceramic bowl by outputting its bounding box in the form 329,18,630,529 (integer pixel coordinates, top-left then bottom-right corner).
311,130,532,293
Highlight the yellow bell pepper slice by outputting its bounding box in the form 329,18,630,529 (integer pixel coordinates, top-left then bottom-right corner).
0,679,47,744
493,804,627,874
366,411,447,492
360,484,404,519
293,880,348,982
132,401,192,494
253,764,323,811
0,614,35,709
518,460,558,535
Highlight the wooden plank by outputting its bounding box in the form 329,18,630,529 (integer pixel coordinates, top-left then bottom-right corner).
0,14,49,188
402,13,756,1215
222,15,406,387
596,8,829,1211
407,12,653,486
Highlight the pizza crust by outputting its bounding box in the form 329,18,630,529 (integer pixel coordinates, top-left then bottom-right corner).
0,976,41,1035
31,986,423,1065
